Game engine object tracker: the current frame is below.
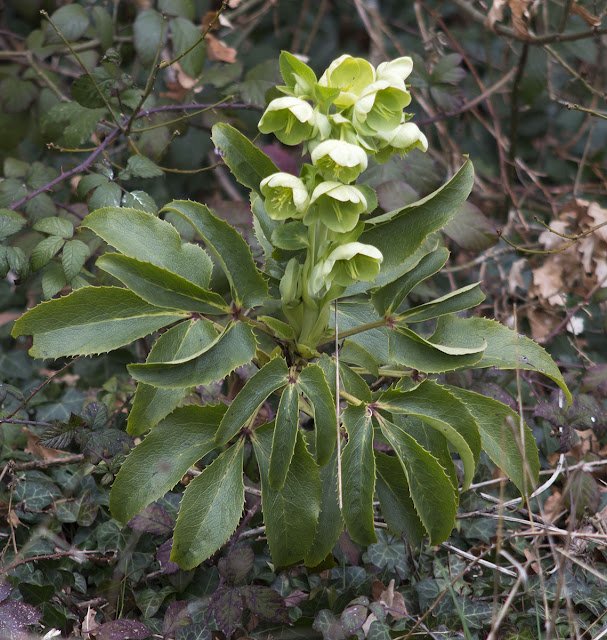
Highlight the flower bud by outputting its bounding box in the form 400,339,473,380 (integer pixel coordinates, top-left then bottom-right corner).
311,140,368,183
353,81,411,135
323,242,383,287
374,122,428,164
279,257,303,306
260,173,309,220
307,182,368,233
258,97,315,146
319,54,375,108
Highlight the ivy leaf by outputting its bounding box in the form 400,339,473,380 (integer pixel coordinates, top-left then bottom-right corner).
162,200,268,309
296,364,337,466
82,207,213,289
377,380,481,489
127,319,218,436
129,322,257,389
269,382,299,490
216,356,289,446
163,601,192,638
12,286,187,359
378,417,458,545
446,385,539,495
389,326,485,373
211,123,278,196
361,159,474,271
172,441,245,569
341,404,376,545
431,316,572,405
96,254,230,314
62,239,90,281
251,424,321,567
111,404,227,524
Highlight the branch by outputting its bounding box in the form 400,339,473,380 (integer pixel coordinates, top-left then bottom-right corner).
0,454,85,474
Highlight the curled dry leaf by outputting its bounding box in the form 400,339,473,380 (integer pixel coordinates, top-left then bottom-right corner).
570,2,602,27
206,33,237,63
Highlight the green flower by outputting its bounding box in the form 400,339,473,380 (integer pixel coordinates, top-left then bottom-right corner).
260,172,309,220
324,241,383,287
307,181,368,233
258,97,316,145
318,54,375,108
353,80,411,135
376,56,413,87
374,122,428,164
311,139,368,183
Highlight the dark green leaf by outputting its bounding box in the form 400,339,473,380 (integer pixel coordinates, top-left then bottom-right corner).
134,10,166,65
218,547,254,586
31,236,65,270
162,200,268,309
397,282,485,323
33,216,73,238
89,182,121,210
271,220,309,250
110,404,227,524
269,382,299,490
0,78,37,113
0,209,26,239
62,239,89,281
119,155,164,180
71,68,114,109
45,4,90,43
170,18,205,79
41,262,67,299
172,441,244,569
341,404,376,545
211,124,278,196
443,201,496,251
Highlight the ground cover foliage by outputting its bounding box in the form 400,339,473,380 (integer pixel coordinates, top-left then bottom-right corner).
1,0,606,639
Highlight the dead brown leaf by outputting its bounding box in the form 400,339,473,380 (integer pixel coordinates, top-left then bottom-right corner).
523,547,540,573
206,33,237,63
22,427,66,459
543,490,564,524
201,11,222,31
509,0,532,37
486,0,507,29
570,2,602,27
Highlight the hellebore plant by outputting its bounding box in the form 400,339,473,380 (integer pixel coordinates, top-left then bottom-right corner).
12,52,570,570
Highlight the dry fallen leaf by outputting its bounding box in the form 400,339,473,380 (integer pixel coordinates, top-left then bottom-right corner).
570,2,602,27
206,33,237,63
523,547,540,573
486,0,507,29
543,490,564,524
22,426,66,459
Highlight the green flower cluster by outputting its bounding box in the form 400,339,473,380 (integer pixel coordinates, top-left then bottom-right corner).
257,52,428,354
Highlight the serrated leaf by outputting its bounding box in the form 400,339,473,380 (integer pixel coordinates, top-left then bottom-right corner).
120,155,164,180
339,340,379,377
318,355,373,403
296,364,337,466
269,382,299,490
431,315,572,405
397,282,485,323
26,162,59,191
271,220,309,250
216,356,289,445
211,123,278,196
304,440,344,567
333,300,390,365
128,319,218,436
446,385,539,495
377,380,481,489
218,547,254,586
375,452,425,547
62,239,89,281
96,253,229,314
3,158,29,178
89,182,121,210
378,417,458,545
71,68,114,109
128,322,257,388
122,191,158,215
252,424,321,566
134,10,166,65
240,585,289,623
172,441,244,569
389,325,485,373
111,404,226,523
341,404,376,545
170,17,206,79
210,588,243,637
33,216,73,238
82,207,212,288
31,235,65,270
361,160,474,271
162,200,268,309
0,209,26,239
42,262,67,299
78,174,107,198
12,286,186,359
45,4,90,43
25,193,57,221
127,504,174,535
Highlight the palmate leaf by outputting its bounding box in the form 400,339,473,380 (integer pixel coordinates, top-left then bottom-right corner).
446,386,539,495
296,364,337,466
430,315,572,405
172,440,245,569
269,382,299,490
211,123,278,196
12,286,186,359
110,404,227,524
360,159,474,272
162,200,268,309
82,207,213,288
341,404,376,545
215,356,289,446
251,423,321,567
128,322,257,388
389,326,485,373
127,319,218,436
377,380,481,490
378,416,457,545
96,254,230,314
